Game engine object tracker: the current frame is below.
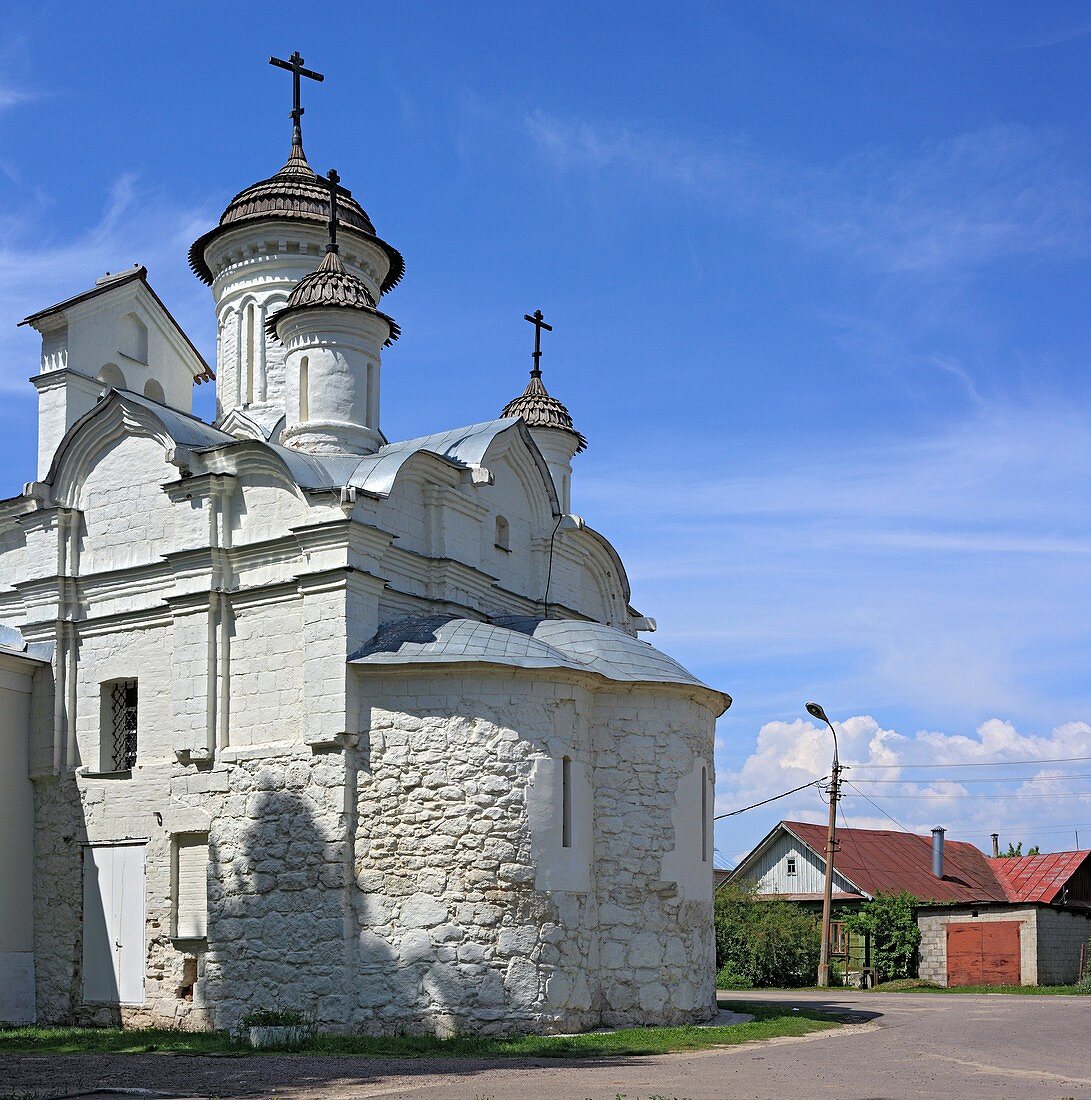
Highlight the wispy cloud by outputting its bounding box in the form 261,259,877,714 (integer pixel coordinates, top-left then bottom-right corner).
0,174,215,395
580,399,1091,723
524,113,1091,276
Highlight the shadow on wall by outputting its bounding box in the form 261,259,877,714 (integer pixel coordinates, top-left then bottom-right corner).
201,744,550,1036
203,772,366,1030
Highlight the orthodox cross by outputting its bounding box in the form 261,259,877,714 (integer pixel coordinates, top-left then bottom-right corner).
524,309,552,377
325,169,340,253
269,51,324,143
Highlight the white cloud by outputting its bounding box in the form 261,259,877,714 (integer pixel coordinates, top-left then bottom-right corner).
524,113,1091,275
718,715,1091,865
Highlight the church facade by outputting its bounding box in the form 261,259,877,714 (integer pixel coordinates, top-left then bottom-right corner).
0,59,729,1035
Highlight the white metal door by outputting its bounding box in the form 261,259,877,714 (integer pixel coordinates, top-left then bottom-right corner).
82,843,146,1004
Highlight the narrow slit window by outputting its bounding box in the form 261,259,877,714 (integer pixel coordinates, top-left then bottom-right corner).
245,304,255,404
787,856,797,876
495,515,510,552
109,680,138,771
701,766,709,862
299,356,309,421
561,755,572,848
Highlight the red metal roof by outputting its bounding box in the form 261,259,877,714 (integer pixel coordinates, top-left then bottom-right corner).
783,821,1009,903
987,851,1091,903
781,820,1091,905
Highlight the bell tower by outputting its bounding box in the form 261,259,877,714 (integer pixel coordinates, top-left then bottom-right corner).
188,52,403,439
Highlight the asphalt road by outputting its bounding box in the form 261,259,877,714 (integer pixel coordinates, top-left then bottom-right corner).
5,989,1090,1099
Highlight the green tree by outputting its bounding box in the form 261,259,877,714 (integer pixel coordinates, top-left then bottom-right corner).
999,842,1040,857
714,883,821,988
844,891,921,982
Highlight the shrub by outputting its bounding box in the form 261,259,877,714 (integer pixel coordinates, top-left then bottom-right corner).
844,891,921,982
714,883,821,988
239,1008,306,1028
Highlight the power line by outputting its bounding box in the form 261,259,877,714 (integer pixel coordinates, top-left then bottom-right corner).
842,790,1091,801
846,754,1091,770
852,772,1091,785
715,777,825,820
841,779,913,833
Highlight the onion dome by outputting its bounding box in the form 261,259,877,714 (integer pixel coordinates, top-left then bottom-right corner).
502,369,586,452
265,247,400,345
187,138,404,292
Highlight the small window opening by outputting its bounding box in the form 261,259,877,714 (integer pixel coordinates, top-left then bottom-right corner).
299,356,309,421
109,680,138,771
701,766,709,863
245,304,255,404
495,515,510,552
787,856,798,876
561,755,573,848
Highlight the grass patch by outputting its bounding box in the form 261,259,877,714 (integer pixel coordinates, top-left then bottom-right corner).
0,1003,840,1059
876,979,1089,995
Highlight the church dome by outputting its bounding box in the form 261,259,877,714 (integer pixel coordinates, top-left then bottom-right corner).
266,247,400,345
502,372,587,452
188,141,404,292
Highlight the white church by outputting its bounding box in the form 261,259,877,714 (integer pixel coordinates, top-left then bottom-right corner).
0,55,730,1035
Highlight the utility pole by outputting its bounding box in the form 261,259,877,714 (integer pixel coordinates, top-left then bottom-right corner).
806,702,841,988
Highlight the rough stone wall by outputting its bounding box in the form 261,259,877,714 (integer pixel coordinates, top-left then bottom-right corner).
591,689,716,1025
352,672,596,1036
200,747,347,1030
917,906,1038,986
1036,907,1091,984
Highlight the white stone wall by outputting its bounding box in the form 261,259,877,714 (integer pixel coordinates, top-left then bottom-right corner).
0,655,40,1023
5,384,720,1034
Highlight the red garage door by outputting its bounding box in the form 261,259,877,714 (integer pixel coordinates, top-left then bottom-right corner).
946,921,1021,986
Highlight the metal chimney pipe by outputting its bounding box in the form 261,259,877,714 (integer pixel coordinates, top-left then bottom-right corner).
932,827,946,879
991,833,1000,858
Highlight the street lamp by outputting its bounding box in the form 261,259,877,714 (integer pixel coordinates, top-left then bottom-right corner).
806,701,842,988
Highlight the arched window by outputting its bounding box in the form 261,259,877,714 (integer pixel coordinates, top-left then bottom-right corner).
494,515,510,552
299,356,309,421
701,766,709,863
143,378,165,404
561,755,573,849
98,363,126,390
245,304,256,404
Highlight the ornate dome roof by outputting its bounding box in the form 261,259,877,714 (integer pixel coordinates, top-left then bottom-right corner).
501,371,586,452
266,247,400,345
188,140,404,292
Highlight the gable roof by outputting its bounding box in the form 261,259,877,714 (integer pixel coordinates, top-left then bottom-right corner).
19,265,213,381
743,821,1091,905
988,851,1091,904
784,820,1009,903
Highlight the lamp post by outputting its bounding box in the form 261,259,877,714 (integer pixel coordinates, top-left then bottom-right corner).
806,701,841,988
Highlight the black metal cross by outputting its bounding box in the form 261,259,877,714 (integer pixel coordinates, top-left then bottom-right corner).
524,309,552,376
269,51,324,139
326,168,340,253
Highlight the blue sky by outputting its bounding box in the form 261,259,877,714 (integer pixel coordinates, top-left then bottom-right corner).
2,2,1091,863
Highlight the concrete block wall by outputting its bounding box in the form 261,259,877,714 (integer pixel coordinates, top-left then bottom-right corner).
1036,907,1091,985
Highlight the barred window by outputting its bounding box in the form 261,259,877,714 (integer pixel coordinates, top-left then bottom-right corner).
109,680,138,771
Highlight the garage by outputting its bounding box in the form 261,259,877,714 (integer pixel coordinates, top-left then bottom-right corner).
945,921,1021,986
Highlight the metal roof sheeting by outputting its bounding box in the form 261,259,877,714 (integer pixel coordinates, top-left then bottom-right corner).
350,614,728,707
779,820,1091,905
988,851,1091,904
